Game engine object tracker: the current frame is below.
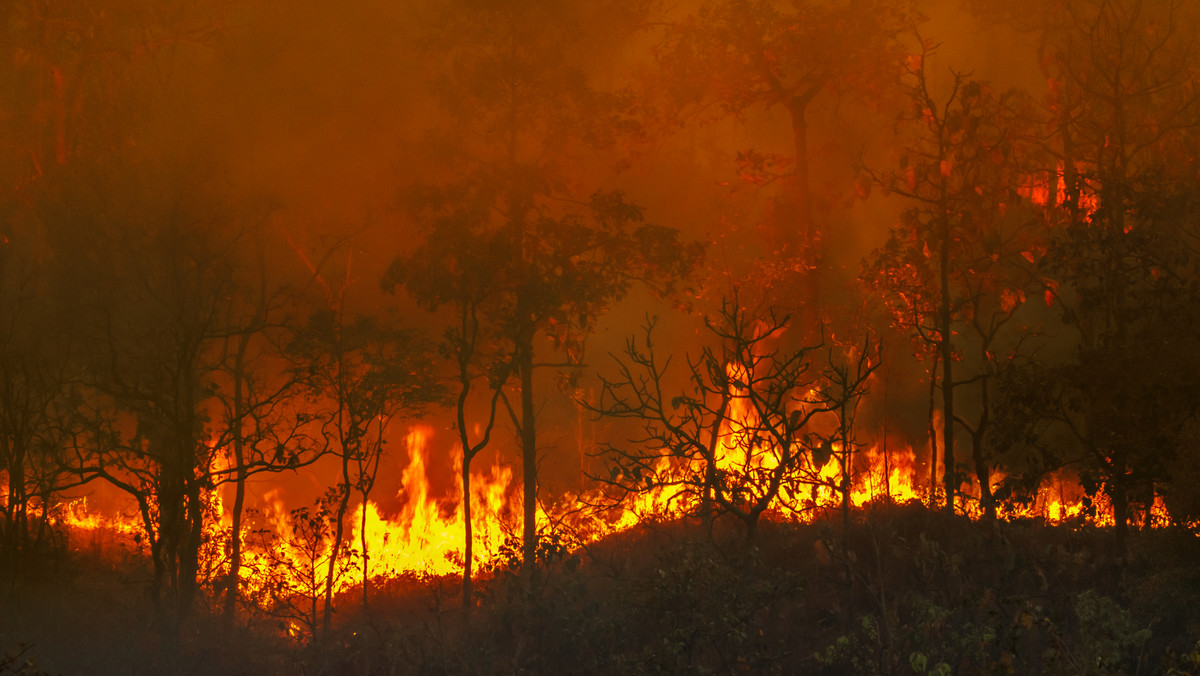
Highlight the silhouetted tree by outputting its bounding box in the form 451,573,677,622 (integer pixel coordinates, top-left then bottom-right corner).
809,333,881,533
402,0,699,578
384,226,513,617
862,43,1046,514
209,233,320,626
289,294,440,634
0,221,78,566
249,489,353,646
590,297,830,540
1027,0,1200,546
48,159,243,637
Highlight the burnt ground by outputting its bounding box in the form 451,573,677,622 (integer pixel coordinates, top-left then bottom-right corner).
3,504,1200,675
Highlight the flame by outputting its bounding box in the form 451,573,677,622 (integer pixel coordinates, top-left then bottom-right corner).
60,497,143,538
1018,161,1100,214
55,407,1193,636
348,425,518,582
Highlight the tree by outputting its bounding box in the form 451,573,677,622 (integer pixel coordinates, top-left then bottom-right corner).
0,0,225,571
590,298,830,540
862,43,1047,514
1025,0,1200,545
809,334,881,533
288,293,440,634
43,156,329,638
654,0,919,306
384,222,512,616
0,220,78,566
249,489,354,646
398,0,699,578
209,234,319,626
1,0,226,173
48,159,243,636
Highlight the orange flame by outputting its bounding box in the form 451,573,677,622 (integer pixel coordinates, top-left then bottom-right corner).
55,411,1191,631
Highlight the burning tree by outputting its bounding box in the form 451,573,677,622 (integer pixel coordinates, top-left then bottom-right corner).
862,42,1048,515
1024,0,1200,546
591,298,833,540
288,300,441,633
397,0,699,580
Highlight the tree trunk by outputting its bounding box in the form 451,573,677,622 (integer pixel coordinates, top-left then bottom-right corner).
5,449,27,558
928,352,939,501
461,457,474,616
971,433,995,519
224,465,246,622
788,96,821,333
938,212,956,514
840,405,851,537
518,331,537,581
223,336,250,624
323,461,351,636
179,475,203,622
1112,480,1128,556
360,491,370,613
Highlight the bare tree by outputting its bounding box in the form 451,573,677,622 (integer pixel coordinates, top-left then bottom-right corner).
809,334,881,534
590,297,830,540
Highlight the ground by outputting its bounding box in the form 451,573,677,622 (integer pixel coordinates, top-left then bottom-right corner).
3,505,1199,675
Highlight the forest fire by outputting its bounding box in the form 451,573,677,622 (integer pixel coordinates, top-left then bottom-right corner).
55,423,1174,593
6,0,1200,672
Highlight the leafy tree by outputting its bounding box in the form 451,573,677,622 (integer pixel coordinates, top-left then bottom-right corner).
862,44,1047,514
395,0,699,578
249,489,355,646
384,223,512,616
288,293,440,634
1024,0,1200,544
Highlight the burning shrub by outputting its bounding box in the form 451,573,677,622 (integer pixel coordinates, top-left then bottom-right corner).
243,490,359,644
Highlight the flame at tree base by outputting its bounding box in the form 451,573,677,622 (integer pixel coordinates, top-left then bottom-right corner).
52,425,1191,635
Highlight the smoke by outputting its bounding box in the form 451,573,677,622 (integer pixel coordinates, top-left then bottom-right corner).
21,0,1072,516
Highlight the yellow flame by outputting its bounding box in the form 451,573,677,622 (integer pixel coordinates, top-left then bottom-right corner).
56,410,1192,627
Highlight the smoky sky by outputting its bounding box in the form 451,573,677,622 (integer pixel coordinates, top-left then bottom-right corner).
16,0,1068,514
